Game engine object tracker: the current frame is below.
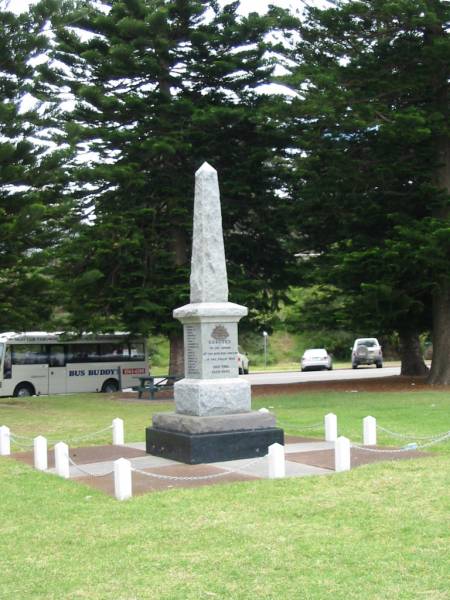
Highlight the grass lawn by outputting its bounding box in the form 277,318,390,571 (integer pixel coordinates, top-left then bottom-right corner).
0,390,449,599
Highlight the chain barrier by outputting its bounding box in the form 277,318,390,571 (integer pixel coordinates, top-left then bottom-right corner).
67,455,114,478
8,432,35,441
351,443,414,454
410,431,450,449
9,435,34,450
132,455,266,482
352,431,450,453
48,425,113,445
8,424,113,447
376,424,450,441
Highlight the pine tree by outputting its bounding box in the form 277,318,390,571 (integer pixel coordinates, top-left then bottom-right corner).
0,1,65,332
48,0,297,374
286,0,449,379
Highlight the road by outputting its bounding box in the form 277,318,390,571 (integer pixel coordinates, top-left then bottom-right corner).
242,366,400,386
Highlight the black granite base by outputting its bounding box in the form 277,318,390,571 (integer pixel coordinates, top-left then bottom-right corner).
146,426,284,464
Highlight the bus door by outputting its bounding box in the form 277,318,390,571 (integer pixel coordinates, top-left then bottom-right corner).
48,345,67,394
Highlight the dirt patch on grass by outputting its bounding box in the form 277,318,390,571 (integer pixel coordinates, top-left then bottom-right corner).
0,400,27,408
252,375,450,396
120,389,175,402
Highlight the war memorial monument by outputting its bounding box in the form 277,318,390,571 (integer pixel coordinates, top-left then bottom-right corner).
146,162,284,463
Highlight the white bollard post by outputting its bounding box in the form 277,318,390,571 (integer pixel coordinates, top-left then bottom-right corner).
363,416,377,446
54,442,70,479
34,435,48,471
112,418,124,446
0,425,11,456
324,413,338,442
268,443,285,479
114,458,132,501
335,436,351,472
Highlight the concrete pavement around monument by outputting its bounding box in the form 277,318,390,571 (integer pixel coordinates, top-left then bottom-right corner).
44,439,335,480
10,436,429,497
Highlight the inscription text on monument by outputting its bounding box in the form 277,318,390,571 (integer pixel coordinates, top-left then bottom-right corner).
184,322,238,379
185,324,202,378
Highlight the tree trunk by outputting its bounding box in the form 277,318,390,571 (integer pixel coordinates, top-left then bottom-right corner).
427,281,450,384
426,15,450,383
168,329,184,378
427,137,450,383
168,228,188,377
157,55,187,379
398,330,428,376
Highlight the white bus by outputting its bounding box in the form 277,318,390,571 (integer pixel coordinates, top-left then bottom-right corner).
0,332,149,397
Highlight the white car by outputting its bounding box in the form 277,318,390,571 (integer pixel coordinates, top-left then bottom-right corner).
352,338,383,368
301,348,332,372
237,349,249,374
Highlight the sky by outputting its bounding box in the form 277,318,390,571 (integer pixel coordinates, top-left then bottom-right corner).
239,0,335,13
239,0,300,13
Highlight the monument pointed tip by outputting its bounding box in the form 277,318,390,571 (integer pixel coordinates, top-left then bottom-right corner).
196,161,216,176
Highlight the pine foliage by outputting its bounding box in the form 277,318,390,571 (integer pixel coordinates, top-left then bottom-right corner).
48,0,298,335
0,1,66,331
286,0,449,351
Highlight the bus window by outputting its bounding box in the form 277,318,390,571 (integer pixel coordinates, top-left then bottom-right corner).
98,343,126,362
12,344,48,365
67,344,99,363
49,345,66,367
2,345,11,379
129,342,145,361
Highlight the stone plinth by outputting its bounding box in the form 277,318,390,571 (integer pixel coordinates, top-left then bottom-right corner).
174,378,250,416
173,301,249,416
146,427,284,465
152,411,275,434
174,302,246,381
174,302,247,320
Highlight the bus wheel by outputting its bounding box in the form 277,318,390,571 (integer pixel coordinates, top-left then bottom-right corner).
14,383,35,397
101,379,119,393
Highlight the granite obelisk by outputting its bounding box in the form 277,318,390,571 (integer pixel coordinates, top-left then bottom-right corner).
190,161,228,304
146,162,283,463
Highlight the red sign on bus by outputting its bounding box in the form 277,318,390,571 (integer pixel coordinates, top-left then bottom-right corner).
122,367,146,375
